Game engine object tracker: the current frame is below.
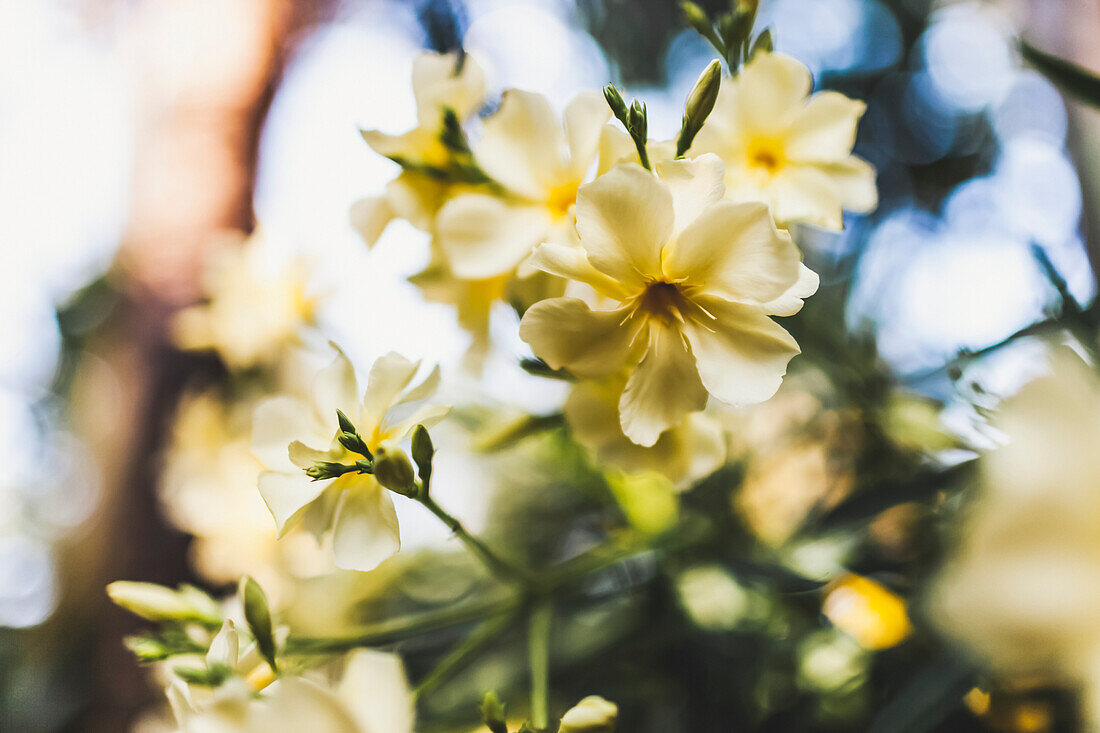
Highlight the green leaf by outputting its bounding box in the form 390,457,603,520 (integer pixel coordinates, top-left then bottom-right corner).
1021,41,1100,107
869,653,976,733
240,576,278,674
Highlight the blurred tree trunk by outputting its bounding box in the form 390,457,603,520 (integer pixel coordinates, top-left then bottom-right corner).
47,1,332,730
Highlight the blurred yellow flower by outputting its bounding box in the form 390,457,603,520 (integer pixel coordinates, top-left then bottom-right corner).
930,349,1100,724
168,648,413,733
252,348,449,571
436,89,610,278
351,51,487,246
520,158,817,446
823,574,911,650
564,375,726,488
173,229,316,370
161,391,331,593
559,696,618,733
692,52,876,230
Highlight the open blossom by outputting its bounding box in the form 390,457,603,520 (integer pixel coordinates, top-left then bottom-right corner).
252,349,448,571
520,156,817,446
691,51,876,230
168,649,413,733
564,375,727,488
930,349,1100,724
436,89,610,279
351,51,487,245
173,229,316,370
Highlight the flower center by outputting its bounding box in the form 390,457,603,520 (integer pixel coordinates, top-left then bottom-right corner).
747,138,785,174
637,280,693,326
546,181,580,220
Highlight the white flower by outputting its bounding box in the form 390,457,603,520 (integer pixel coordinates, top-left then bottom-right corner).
351,51,487,245
252,349,449,571
436,89,610,279
559,696,618,733
170,649,413,733
173,229,316,370
519,157,818,446
930,349,1100,723
564,375,727,488
691,52,877,230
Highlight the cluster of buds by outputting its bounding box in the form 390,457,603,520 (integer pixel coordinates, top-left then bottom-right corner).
681,0,772,72
303,411,435,500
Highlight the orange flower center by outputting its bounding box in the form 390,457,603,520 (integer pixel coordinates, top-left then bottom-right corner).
747,138,785,174
546,182,580,220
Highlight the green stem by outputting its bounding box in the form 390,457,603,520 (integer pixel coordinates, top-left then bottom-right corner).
417,494,533,584
414,609,517,698
285,593,518,655
527,600,552,731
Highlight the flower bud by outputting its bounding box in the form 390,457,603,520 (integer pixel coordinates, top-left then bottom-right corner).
107,581,221,626
373,443,417,497
411,424,434,484
240,576,278,673
602,84,629,126
628,100,647,142
560,696,618,733
480,690,508,733
677,59,722,157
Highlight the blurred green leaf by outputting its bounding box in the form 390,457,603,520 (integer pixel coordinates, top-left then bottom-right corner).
869,653,976,733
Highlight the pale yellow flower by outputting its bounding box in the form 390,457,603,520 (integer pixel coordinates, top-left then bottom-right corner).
168,649,413,733
436,89,610,279
173,230,316,370
692,52,877,230
519,157,818,446
161,392,331,592
252,348,448,572
930,349,1100,723
564,375,726,488
559,696,618,733
351,51,487,246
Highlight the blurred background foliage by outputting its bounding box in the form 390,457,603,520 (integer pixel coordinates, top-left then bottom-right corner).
1,0,1098,731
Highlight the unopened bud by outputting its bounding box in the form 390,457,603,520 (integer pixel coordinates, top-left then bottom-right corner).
373,443,417,497
411,424,434,485
559,696,618,733
679,1,710,32
751,28,773,58
480,690,508,733
686,60,722,125
628,99,647,142
240,576,278,673
304,461,357,481
107,581,221,626
602,84,629,126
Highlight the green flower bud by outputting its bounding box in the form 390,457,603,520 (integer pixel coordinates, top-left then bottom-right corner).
304,461,357,481
602,84,629,126
373,443,417,497
240,576,278,673
411,424,434,485
751,28,773,59
628,99,647,142
677,59,722,157
107,581,221,626
480,690,508,733
559,696,618,733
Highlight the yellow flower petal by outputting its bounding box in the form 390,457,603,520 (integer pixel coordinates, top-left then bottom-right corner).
258,470,331,538
475,89,565,199
662,200,802,304
437,194,551,278
619,323,707,447
349,195,395,247
575,163,673,287
563,91,611,179
737,52,813,131
360,352,422,431
655,154,726,238
332,482,400,572
785,91,867,162
528,242,632,300
519,298,638,378
411,50,486,124
682,297,800,407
